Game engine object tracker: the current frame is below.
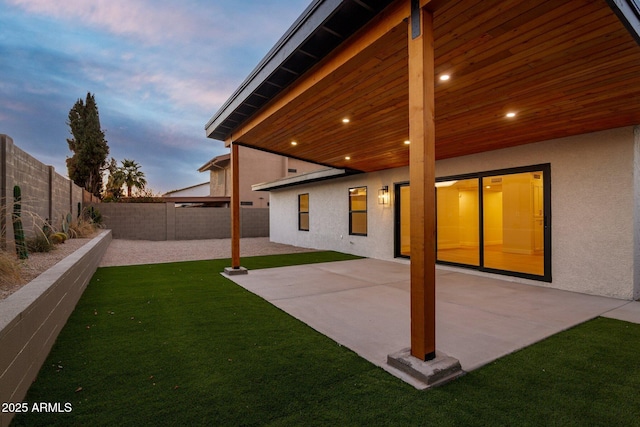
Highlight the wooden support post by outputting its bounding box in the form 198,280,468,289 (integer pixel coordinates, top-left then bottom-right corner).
408,2,436,361
231,143,241,269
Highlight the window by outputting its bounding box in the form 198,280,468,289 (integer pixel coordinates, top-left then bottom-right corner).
240,201,253,206
349,187,367,236
298,193,309,231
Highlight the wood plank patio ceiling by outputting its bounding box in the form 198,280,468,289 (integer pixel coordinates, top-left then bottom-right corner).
232,0,640,173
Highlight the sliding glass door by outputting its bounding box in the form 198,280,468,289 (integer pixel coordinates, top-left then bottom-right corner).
395,164,551,281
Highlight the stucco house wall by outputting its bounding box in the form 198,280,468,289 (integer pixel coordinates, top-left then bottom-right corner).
635,126,640,300
270,166,407,261
204,146,326,208
268,126,639,300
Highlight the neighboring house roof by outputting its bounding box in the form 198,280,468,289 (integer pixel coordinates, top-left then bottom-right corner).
198,153,230,172
162,182,228,205
163,182,210,197
161,196,230,204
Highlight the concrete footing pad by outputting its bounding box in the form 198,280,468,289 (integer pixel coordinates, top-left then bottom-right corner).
387,348,465,388
223,266,248,276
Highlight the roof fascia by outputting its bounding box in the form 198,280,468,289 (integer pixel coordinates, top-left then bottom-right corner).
204,0,341,138
607,0,640,45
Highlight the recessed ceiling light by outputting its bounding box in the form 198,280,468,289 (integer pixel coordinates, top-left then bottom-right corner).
345,156,351,160
439,74,450,81
291,141,297,146
342,118,350,124
506,112,517,118
404,140,411,145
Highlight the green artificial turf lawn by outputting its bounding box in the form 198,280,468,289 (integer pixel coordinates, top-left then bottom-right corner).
11,252,640,426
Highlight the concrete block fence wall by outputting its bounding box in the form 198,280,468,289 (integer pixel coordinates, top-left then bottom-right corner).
96,203,269,240
0,134,97,252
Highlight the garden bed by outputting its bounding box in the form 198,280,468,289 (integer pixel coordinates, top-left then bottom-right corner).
0,237,95,300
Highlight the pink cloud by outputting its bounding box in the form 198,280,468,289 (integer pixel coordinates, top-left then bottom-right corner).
7,0,310,48
7,0,214,44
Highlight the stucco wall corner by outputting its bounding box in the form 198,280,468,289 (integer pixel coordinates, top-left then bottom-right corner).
633,125,640,300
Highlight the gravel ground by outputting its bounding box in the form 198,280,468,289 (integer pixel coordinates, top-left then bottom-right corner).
1,236,316,300
1,237,94,300
99,237,317,267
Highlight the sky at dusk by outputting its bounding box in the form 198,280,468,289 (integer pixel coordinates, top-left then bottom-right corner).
0,0,311,194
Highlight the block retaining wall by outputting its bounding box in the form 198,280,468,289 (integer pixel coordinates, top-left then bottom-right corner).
0,230,112,427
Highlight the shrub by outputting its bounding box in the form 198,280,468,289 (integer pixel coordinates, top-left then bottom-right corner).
69,219,96,238
0,250,22,287
26,234,56,252
85,206,103,225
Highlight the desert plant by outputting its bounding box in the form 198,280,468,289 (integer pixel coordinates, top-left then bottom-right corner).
42,219,52,238
68,219,96,238
26,234,55,252
50,232,68,244
61,212,72,235
0,249,22,287
12,185,28,259
86,206,103,225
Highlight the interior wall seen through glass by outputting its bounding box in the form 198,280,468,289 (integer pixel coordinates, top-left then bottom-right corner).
436,178,480,266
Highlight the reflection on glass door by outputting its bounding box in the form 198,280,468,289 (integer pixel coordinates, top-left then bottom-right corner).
436,178,480,266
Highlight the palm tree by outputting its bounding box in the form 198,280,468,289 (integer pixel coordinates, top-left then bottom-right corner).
121,159,147,197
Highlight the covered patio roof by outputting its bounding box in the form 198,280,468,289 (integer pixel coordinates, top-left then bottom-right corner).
206,0,640,173
208,0,640,368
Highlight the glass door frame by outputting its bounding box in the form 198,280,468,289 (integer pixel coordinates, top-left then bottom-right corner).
393,163,552,282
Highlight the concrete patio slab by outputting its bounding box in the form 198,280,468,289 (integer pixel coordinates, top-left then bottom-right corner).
602,301,640,324
225,258,635,389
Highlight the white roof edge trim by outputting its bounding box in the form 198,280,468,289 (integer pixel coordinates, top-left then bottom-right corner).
252,168,348,191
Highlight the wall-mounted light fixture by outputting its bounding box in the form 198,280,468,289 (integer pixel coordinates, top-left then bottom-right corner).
378,185,389,205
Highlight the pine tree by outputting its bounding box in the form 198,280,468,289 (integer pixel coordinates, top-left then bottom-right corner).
66,92,109,197
104,157,126,200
